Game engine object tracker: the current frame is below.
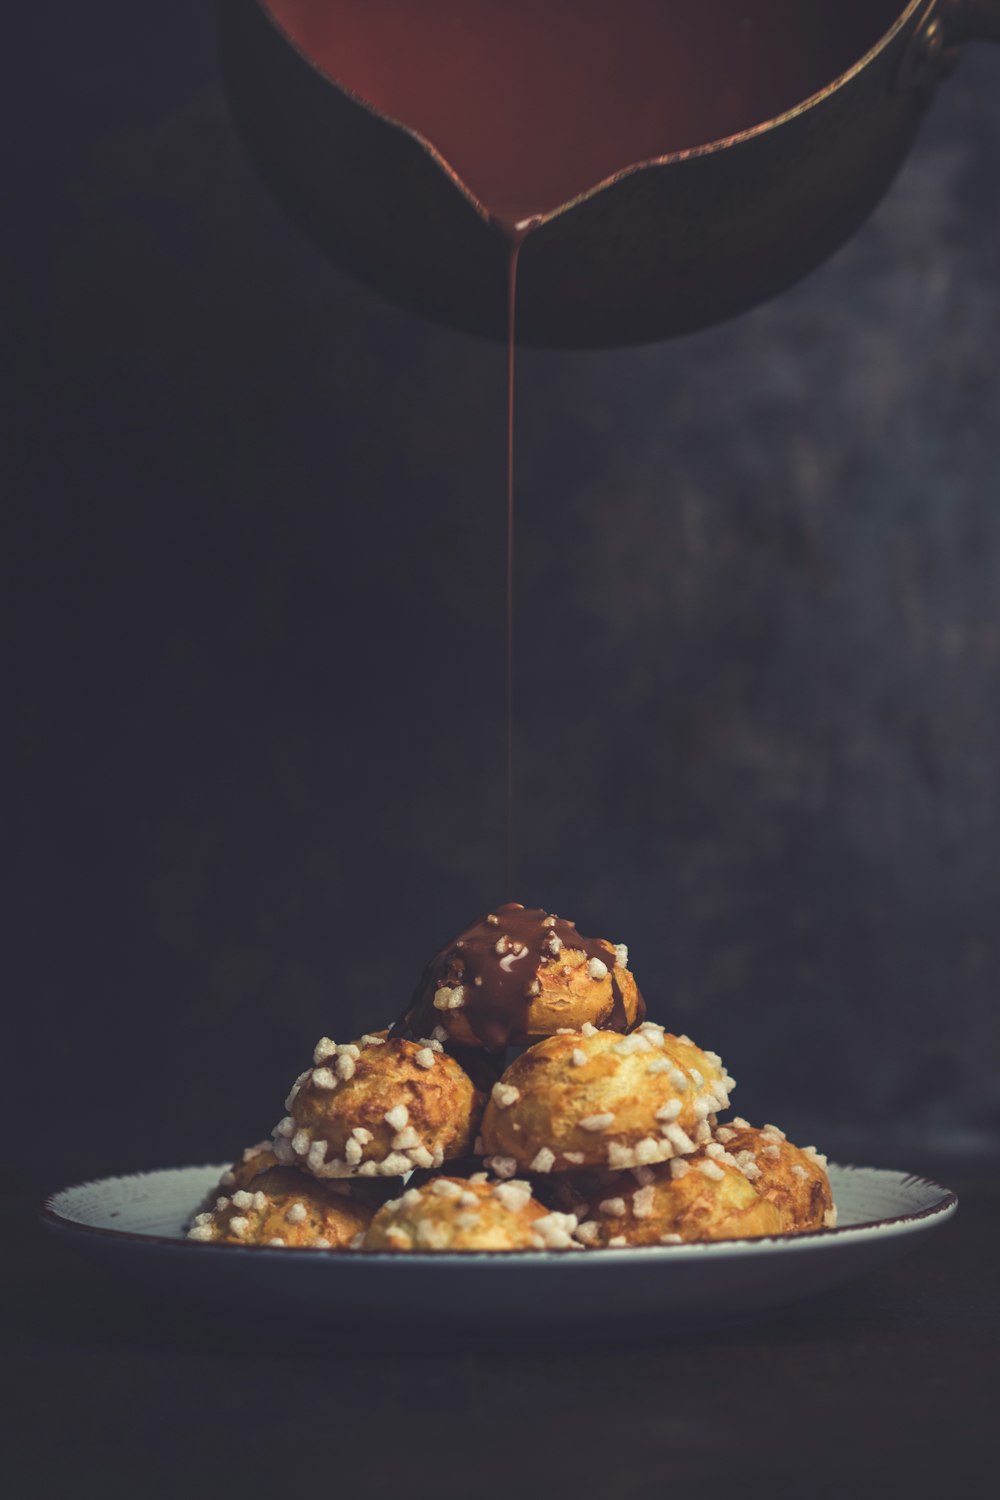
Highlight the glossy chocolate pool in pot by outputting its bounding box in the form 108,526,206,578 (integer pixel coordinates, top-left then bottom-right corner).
263,0,906,226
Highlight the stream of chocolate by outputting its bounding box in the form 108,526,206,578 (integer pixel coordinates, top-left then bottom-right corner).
499,222,540,897
506,240,517,898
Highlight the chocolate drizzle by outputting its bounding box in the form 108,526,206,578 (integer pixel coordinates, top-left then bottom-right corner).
396,902,644,1051
498,219,540,895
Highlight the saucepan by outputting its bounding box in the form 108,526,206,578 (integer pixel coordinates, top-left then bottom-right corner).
220,0,1000,347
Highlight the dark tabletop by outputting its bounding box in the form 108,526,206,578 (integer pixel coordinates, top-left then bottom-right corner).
5,1162,996,1500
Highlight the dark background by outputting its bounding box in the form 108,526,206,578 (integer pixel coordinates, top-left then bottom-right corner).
6,2,1000,1191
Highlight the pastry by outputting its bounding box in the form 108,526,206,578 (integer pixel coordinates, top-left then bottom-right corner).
187,1141,280,1219
272,1031,483,1179
479,1021,734,1175
187,1162,372,1248
556,1151,783,1246
397,902,644,1049
713,1120,837,1230
363,1174,578,1252
216,1140,280,1193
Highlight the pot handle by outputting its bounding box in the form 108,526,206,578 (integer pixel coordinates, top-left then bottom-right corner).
942,0,1000,42
897,0,1000,96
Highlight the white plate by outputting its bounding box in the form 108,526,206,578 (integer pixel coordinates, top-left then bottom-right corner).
42,1163,957,1335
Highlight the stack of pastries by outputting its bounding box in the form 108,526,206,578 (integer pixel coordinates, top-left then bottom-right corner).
188,903,836,1252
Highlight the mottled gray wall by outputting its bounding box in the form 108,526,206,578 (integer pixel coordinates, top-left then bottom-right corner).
8,4,999,1182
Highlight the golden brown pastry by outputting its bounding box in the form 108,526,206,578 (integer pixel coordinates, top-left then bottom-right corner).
713,1120,836,1230
207,1138,397,1212
188,1141,280,1221
561,1150,783,1247
362,1175,579,1252
479,1022,734,1175
397,903,644,1049
187,1163,372,1249
272,1032,483,1179
216,1140,279,1193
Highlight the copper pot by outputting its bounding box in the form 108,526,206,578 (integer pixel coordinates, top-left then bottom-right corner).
220,0,1000,347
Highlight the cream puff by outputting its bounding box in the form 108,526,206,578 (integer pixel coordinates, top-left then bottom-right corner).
479,1022,734,1175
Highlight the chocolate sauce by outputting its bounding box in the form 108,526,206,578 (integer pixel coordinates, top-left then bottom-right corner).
505,238,518,898
400,902,644,1050
499,222,539,895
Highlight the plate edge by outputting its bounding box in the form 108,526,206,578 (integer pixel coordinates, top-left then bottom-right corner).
39,1162,959,1259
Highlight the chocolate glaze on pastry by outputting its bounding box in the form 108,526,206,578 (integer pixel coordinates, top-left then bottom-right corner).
394,902,645,1050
